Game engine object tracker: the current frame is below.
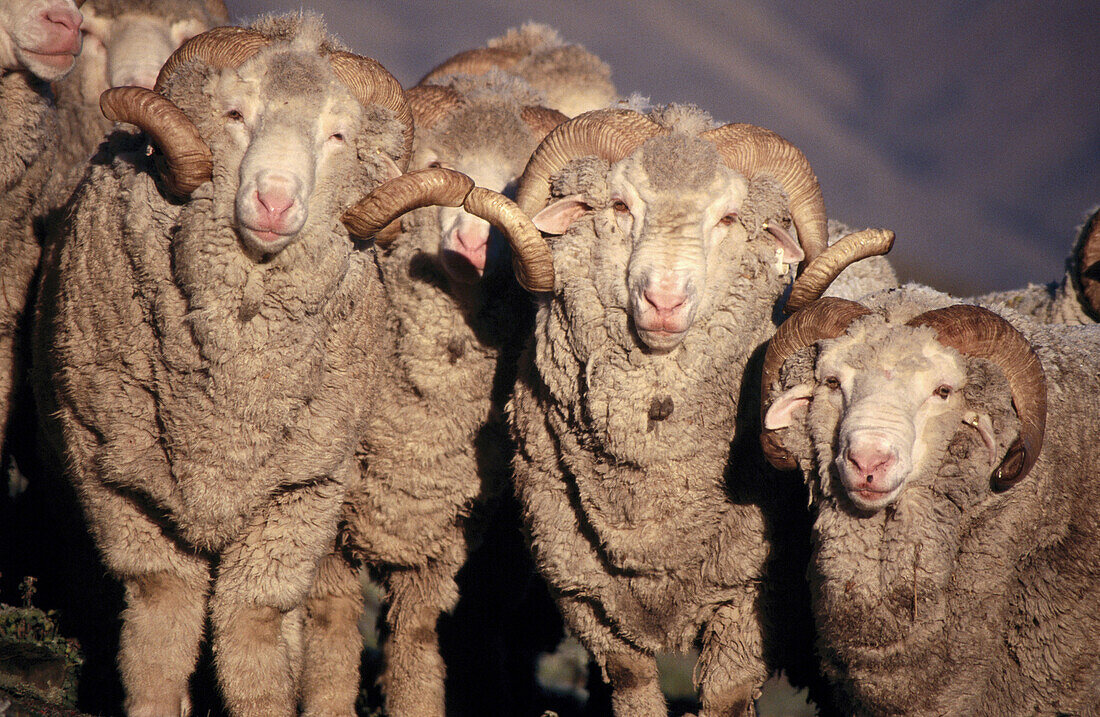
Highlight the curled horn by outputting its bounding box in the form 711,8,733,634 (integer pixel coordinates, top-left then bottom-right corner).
108,26,271,196
759,298,873,470
906,305,1046,490
406,85,465,132
784,228,896,314
100,87,212,196
520,105,569,141
154,26,271,93
701,124,827,268
343,168,474,241
329,52,415,170
464,187,554,292
1074,208,1100,319
516,108,665,217
417,47,524,86
342,168,553,292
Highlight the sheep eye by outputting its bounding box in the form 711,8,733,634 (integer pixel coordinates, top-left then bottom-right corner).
934,385,952,399
611,200,630,214
823,376,841,390
225,109,244,122
427,161,444,169
718,212,737,227
329,132,345,143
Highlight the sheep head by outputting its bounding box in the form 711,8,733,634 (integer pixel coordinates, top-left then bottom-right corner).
0,0,83,80
76,0,227,92
100,17,414,257
762,299,1046,513
419,23,617,117
520,106,827,353
401,76,566,286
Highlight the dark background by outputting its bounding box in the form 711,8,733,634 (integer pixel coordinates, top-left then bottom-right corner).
230,0,1100,295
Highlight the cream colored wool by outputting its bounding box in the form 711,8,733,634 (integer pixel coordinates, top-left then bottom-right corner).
301,73,553,717
508,105,839,716
768,285,1100,715
0,69,60,462
32,15,400,717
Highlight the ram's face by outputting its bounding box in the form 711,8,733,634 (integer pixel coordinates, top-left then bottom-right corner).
816,326,972,511
413,107,536,283
0,0,83,80
79,6,208,90
608,135,750,352
213,50,363,256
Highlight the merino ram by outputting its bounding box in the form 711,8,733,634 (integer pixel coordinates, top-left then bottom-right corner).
760,286,1100,715
0,0,83,457
31,15,536,716
419,22,616,117
507,104,891,715
300,72,562,717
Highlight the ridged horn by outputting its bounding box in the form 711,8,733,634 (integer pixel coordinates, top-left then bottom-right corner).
906,305,1046,491
760,298,873,470
417,47,524,86
343,168,474,243
516,109,665,217
154,26,271,93
464,187,554,292
701,123,827,267
329,51,415,170
406,85,465,132
100,87,212,196
1075,208,1100,319
520,105,569,141
784,229,895,314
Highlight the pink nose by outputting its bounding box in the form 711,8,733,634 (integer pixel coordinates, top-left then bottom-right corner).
448,224,489,271
845,445,896,485
253,175,298,232
42,6,82,53
643,286,688,318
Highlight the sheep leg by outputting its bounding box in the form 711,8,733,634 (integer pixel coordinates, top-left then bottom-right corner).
300,548,364,717
554,596,667,717
77,480,210,717
379,562,460,717
695,602,768,717
210,478,346,717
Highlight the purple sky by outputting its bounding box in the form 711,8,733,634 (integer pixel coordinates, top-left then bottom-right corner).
231,1,1099,293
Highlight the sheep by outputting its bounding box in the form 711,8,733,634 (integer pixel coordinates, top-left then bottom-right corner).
47,0,230,207
299,71,563,717
0,0,83,459
506,103,891,716
30,15,542,716
974,206,1100,324
759,286,1100,715
418,22,617,117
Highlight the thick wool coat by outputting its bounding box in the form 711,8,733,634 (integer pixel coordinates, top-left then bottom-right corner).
508,125,822,713
772,285,1100,715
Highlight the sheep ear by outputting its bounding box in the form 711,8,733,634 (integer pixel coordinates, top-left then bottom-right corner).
766,223,806,265
962,410,998,468
532,195,591,235
764,384,814,430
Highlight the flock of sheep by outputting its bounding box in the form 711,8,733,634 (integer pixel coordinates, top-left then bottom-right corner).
1,1,1098,716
